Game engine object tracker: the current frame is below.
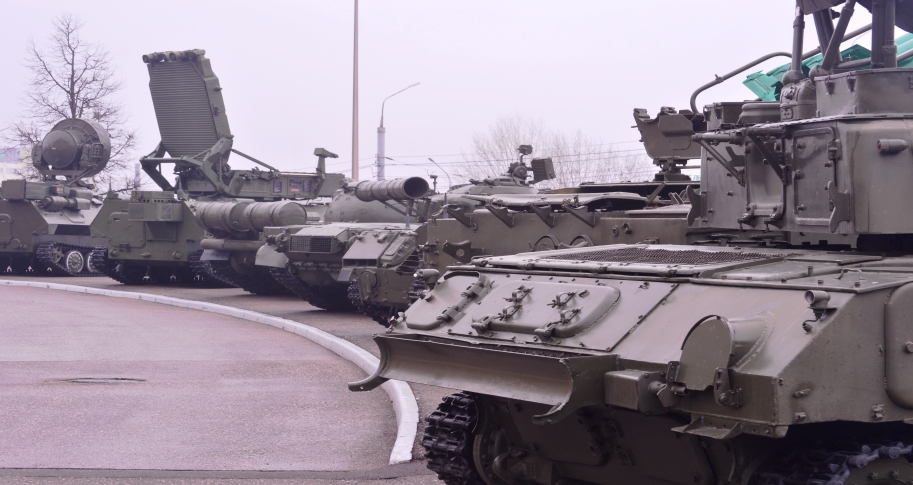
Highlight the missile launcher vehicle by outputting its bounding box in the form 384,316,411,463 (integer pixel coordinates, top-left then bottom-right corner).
89,49,343,286
351,2,913,484
0,118,111,276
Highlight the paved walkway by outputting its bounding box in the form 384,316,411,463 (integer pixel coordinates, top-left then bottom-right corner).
1,276,454,460
0,285,397,473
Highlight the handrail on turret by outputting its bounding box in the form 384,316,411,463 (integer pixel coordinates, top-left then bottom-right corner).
688,23,873,113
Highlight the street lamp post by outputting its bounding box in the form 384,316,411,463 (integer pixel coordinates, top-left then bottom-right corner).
376,82,419,181
352,0,359,181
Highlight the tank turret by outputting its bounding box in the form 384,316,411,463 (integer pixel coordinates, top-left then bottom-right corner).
255,176,440,313
458,145,556,196
686,0,913,251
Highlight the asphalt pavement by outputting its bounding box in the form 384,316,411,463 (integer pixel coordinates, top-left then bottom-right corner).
0,278,448,485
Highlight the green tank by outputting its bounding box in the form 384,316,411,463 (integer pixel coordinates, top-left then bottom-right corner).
260,151,567,320
257,176,439,311
352,2,913,484
192,197,323,294
89,49,343,285
0,118,111,276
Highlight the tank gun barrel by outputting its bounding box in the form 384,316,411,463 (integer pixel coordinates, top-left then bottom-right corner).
352,177,430,202
195,200,310,234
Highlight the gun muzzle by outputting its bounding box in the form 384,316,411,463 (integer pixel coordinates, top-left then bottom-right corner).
352,177,429,202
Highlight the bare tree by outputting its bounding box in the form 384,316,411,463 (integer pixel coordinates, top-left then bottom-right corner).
457,114,654,190
6,13,138,191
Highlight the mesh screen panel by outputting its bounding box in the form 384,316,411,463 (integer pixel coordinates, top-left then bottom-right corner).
149,62,218,157
289,236,310,252
308,237,334,253
289,235,335,253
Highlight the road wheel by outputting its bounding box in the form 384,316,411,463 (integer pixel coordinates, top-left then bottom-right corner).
64,250,85,274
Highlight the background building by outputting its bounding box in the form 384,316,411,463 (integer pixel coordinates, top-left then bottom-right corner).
0,147,29,182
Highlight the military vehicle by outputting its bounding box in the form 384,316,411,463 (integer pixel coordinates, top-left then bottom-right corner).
258,176,437,311
352,2,913,484
259,149,565,319
347,22,891,323
345,125,708,324
89,49,343,285
0,118,111,276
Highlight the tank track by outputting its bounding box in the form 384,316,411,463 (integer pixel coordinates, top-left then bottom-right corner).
269,267,313,299
302,284,355,311
423,392,485,485
757,439,913,485
90,248,226,287
347,280,392,326
269,268,355,311
194,258,290,296
35,242,103,277
89,247,146,285
186,250,233,288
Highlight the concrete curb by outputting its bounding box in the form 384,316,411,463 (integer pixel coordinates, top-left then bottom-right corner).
0,279,419,465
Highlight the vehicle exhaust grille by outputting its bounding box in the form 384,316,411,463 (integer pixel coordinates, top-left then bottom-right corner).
289,235,337,253
544,247,795,265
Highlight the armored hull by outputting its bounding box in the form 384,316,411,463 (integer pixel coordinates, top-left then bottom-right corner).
352,1,913,483
89,192,213,284
351,189,717,324
354,244,913,485
342,152,704,323
258,177,437,314
0,195,106,275
258,221,418,311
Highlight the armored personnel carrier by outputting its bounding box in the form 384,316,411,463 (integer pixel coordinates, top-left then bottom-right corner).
89,49,343,286
352,2,913,484
0,118,111,276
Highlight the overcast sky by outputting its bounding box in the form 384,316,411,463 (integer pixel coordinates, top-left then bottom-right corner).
0,1,878,186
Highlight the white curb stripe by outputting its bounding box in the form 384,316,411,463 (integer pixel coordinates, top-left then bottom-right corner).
0,279,418,465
